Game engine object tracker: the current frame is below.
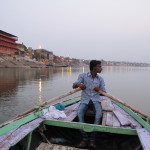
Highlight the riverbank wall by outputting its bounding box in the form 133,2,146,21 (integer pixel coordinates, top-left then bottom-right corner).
0,56,46,68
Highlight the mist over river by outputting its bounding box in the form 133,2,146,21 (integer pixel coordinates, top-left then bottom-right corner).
0,66,150,124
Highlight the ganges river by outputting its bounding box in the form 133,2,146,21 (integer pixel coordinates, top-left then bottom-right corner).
0,66,150,124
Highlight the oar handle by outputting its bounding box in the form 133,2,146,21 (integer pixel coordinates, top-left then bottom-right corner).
18,88,81,117
1,88,82,126
98,90,148,118
42,87,81,106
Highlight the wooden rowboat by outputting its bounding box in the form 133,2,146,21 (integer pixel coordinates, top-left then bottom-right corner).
0,88,150,150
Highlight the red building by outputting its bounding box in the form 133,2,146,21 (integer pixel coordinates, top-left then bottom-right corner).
0,30,18,55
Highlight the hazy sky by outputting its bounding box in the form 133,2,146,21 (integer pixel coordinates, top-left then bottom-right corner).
1,0,150,63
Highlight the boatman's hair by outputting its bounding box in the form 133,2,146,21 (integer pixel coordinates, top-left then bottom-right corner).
90,60,101,71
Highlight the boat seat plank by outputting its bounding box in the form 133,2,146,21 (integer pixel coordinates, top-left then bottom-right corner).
59,102,80,121
101,99,131,127
105,112,113,126
101,99,114,111
136,128,150,150
102,111,107,126
36,142,88,150
63,111,78,121
113,109,131,126
112,114,121,127
113,103,142,128
63,109,74,116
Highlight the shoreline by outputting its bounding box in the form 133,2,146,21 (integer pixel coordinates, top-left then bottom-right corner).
0,56,150,68
0,56,46,68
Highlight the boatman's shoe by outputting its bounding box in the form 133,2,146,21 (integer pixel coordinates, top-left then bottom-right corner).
77,139,88,148
89,140,96,149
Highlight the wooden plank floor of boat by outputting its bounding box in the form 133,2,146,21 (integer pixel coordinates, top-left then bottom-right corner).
60,98,142,129
36,142,88,150
100,98,142,128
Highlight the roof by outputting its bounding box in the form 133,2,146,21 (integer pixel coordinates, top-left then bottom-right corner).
0,30,17,37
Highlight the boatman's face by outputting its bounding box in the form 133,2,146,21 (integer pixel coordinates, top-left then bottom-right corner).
95,64,102,73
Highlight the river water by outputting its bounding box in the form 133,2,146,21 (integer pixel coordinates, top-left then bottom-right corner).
0,66,150,124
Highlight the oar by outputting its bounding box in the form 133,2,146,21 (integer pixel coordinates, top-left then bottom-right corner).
16,87,81,118
98,90,148,118
0,88,81,127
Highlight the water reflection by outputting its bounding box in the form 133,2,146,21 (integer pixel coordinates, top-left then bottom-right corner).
0,69,17,97
38,78,42,104
66,66,72,77
103,66,150,73
0,66,150,124
0,67,80,97
61,68,64,78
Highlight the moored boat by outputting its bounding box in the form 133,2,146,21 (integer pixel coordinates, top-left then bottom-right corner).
0,88,150,150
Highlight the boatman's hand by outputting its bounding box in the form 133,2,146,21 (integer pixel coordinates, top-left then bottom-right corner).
76,83,86,90
93,87,106,96
93,87,100,92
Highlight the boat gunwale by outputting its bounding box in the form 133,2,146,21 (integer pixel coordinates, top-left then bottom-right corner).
0,97,80,136
43,119,137,135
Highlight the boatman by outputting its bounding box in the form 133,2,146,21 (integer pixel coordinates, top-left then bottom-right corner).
73,60,106,149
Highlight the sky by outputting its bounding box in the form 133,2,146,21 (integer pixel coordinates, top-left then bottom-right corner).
1,0,150,63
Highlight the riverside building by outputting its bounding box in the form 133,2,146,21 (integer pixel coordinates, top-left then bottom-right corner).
0,30,18,55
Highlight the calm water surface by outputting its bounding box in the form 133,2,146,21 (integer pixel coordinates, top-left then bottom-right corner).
0,66,150,124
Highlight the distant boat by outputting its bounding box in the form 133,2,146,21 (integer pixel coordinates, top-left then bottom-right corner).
0,88,150,150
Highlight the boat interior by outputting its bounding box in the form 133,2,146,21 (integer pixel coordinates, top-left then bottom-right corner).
8,98,144,150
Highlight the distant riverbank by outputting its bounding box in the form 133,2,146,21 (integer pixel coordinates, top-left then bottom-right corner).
0,56,47,68
0,56,88,68
1,55,150,68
